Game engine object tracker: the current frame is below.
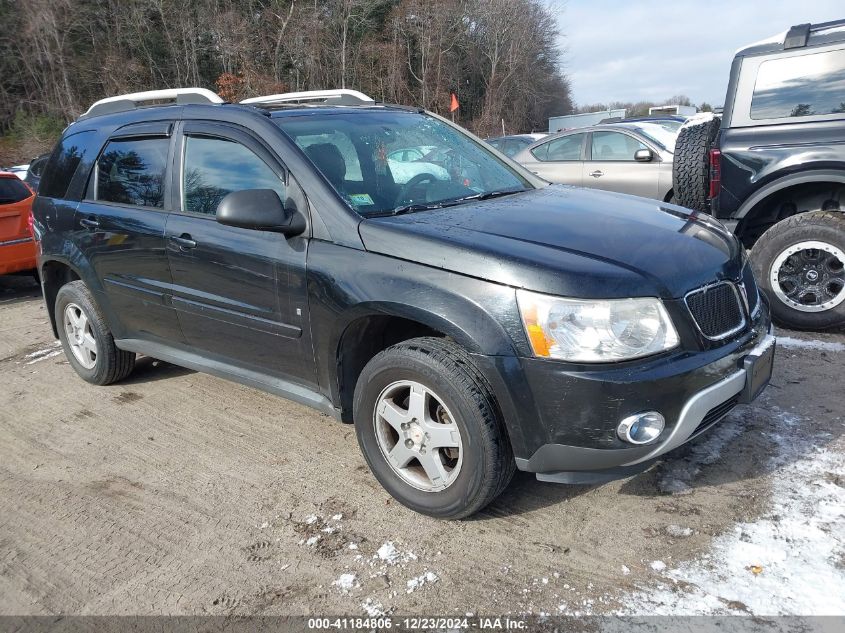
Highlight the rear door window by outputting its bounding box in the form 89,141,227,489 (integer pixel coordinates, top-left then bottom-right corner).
532,134,584,161
96,137,169,208
751,48,845,120
0,178,31,204
39,130,97,200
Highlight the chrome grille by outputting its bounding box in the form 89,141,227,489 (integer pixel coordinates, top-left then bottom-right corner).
685,281,746,340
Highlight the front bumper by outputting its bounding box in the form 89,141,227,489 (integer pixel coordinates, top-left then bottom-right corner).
504,305,774,484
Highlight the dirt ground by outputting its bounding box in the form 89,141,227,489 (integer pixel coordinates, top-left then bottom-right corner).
1,274,843,617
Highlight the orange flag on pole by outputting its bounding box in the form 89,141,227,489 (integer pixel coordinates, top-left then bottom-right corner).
449,93,459,112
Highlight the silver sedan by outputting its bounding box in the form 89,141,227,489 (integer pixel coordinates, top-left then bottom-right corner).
512,122,678,202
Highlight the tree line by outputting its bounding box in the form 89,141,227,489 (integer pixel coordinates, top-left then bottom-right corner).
0,0,572,145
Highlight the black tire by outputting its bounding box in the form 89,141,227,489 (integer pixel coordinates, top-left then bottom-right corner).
353,337,515,519
672,116,720,213
751,211,845,330
55,280,136,385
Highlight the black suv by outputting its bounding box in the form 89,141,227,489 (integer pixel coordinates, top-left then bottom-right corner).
674,20,845,330
33,88,774,519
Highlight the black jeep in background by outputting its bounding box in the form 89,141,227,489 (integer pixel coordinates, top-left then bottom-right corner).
673,19,845,330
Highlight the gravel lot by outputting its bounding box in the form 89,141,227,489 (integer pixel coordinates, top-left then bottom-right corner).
1,275,843,617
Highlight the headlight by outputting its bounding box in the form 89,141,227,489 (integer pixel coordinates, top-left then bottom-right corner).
517,290,679,362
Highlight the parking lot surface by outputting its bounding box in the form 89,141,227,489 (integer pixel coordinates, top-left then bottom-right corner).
1,276,843,616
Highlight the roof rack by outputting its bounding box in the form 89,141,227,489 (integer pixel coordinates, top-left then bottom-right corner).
784,18,845,49
81,88,224,119
241,89,375,108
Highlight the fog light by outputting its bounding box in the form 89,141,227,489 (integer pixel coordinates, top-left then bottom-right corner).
617,411,665,445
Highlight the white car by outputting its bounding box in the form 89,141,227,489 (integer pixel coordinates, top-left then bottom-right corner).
387,147,448,184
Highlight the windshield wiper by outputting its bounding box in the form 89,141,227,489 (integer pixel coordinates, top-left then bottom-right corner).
369,201,454,217
451,188,528,204
369,188,528,218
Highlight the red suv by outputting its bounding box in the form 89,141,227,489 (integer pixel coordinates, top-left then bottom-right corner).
0,172,37,276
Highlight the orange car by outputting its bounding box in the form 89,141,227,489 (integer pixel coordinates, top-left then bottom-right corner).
0,172,37,276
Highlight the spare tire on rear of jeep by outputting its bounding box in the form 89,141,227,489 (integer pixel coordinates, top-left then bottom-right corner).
672,116,721,213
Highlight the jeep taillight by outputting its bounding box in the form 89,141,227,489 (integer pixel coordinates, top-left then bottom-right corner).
708,148,721,199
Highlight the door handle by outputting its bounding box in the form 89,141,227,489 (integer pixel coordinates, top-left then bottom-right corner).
79,217,100,230
170,234,197,250
589,170,604,178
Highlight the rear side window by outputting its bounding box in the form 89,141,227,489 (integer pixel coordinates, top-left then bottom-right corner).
0,178,31,205
39,130,97,199
532,134,584,161
182,136,286,216
96,137,169,208
751,48,845,120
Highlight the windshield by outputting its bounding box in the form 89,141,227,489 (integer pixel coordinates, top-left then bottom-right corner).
274,110,533,217
630,122,681,151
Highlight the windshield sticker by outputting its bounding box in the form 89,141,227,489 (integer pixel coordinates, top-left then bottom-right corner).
349,193,374,206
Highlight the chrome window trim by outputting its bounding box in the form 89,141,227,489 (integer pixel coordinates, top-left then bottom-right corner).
684,280,748,341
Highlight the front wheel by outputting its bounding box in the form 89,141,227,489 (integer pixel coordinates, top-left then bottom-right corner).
751,211,845,330
353,337,515,519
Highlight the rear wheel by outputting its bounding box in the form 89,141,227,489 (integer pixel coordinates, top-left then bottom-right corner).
55,280,136,384
353,337,515,519
751,211,845,329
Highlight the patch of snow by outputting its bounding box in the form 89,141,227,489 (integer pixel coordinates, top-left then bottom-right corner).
305,536,320,546
777,336,845,352
375,541,416,565
657,409,747,494
24,342,61,359
331,513,343,521
377,542,400,564
333,573,358,592
322,526,336,533
348,543,358,550
736,31,787,55
25,348,63,364
665,525,693,538
406,571,438,593
259,521,269,529
304,514,318,524
650,561,667,572
621,565,631,576
679,112,716,131
361,598,385,616
619,408,845,615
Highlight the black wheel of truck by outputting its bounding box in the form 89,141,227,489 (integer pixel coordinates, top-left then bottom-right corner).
751,211,845,330
672,116,720,213
353,337,515,519
55,280,136,384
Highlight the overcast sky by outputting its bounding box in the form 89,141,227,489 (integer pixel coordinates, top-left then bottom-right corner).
549,0,844,108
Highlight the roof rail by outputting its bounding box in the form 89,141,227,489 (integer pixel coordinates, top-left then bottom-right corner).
240,89,375,108
81,88,224,119
809,18,845,32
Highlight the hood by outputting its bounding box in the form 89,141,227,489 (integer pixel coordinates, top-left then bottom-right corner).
358,185,743,299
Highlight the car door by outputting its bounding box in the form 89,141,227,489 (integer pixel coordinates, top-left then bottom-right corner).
165,121,314,385
75,122,184,344
583,130,661,199
519,133,585,185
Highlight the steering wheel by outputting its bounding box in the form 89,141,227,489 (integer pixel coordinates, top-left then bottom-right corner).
394,173,438,206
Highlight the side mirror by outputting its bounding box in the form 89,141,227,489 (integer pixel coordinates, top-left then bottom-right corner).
634,148,654,162
216,189,305,235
